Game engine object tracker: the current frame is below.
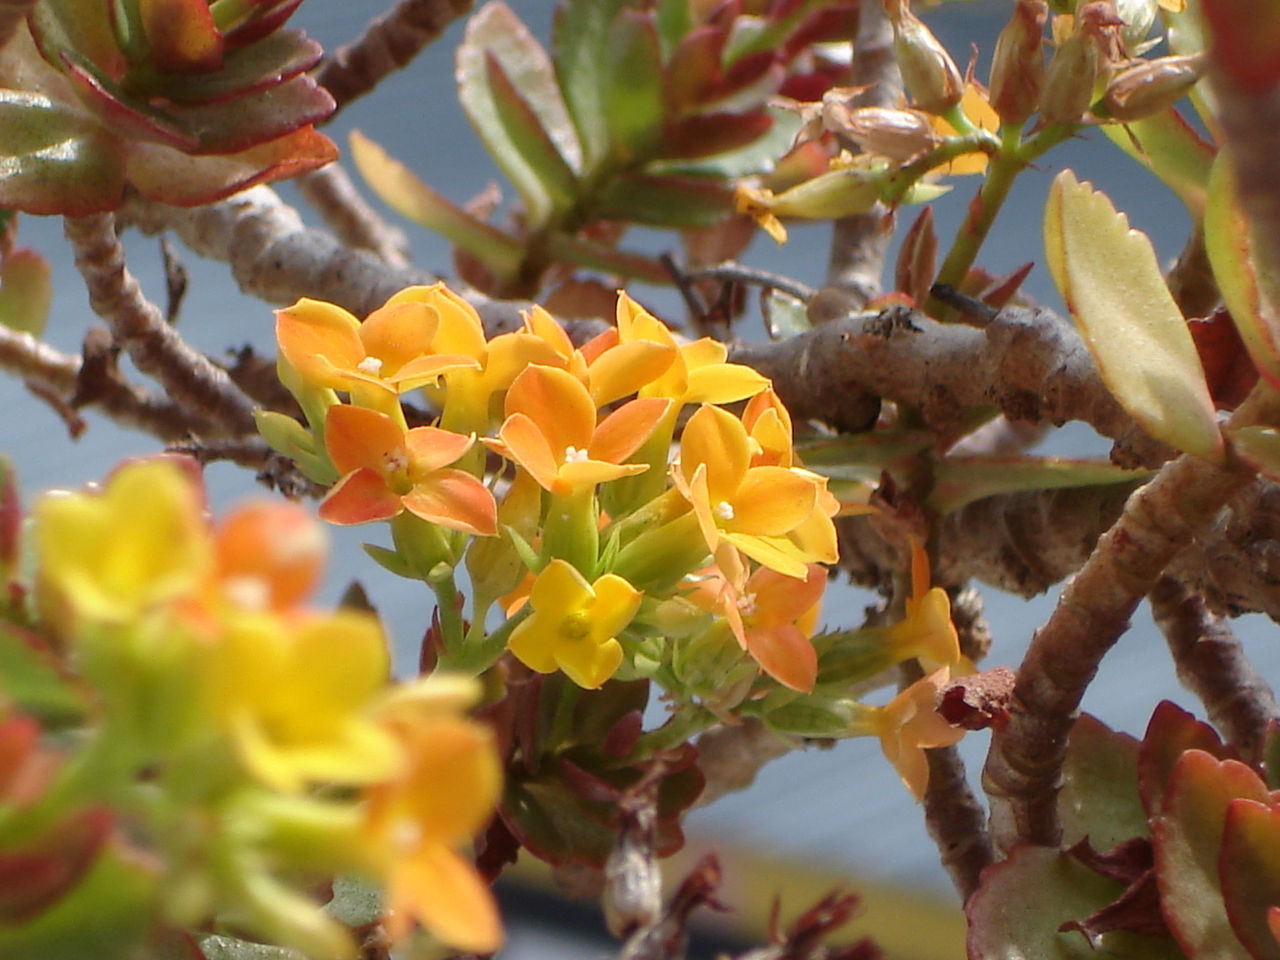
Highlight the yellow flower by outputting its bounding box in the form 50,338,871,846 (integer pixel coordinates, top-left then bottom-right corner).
363,680,502,952
34,458,211,632
674,404,835,579
883,537,964,672
275,287,479,415
209,608,400,793
507,559,642,689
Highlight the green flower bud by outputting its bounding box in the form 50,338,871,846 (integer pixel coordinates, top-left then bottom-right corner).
989,0,1049,125
1039,28,1102,125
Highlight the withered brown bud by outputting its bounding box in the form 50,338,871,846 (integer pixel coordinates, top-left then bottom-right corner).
1038,27,1102,125
989,0,1049,124
1099,52,1206,121
884,0,966,114
824,104,941,161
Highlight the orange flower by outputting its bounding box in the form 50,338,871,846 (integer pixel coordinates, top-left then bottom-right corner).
486,365,670,497
319,404,496,535
856,668,964,800
883,537,964,672
363,690,502,952
689,562,826,692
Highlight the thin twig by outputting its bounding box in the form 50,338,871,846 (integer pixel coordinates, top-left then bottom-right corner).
64,213,258,438
314,0,477,118
982,381,1280,853
1149,576,1280,764
0,324,210,440
295,164,412,268
166,437,327,499
683,262,816,303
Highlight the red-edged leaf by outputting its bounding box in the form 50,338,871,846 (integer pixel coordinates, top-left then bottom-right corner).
151,29,322,105
167,73,333,153
59,54,198,150
0,808,114,924
1220,799,1280,960
602,10,665,163
966,845,1184,960
1061,714,1149,850
221,0,303,48
664,26,724,114
125,125,336,206
0,457,18,575
980,261,1035,311
1153,750,1268,960
1139,700,1236,819
1101,109,1215,218
138,0,223,73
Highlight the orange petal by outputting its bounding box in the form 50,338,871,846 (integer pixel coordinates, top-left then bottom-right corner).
505,365,595,457
731,467,818,535
497,413,562,492
679,405,750,501
745,622,817,692
749,564,826,624
588,339,677,406
276,299,364,387
401,470,498,536
319,469,402,525
359,301,439,375
324,405,405,476
404,425,475,474
387,845,502,952
590,397,671,465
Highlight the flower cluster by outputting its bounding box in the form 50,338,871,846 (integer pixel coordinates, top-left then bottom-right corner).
266,283,969,802
3,457,501,957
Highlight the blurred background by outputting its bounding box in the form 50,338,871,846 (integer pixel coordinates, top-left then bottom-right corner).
2,0,1274,956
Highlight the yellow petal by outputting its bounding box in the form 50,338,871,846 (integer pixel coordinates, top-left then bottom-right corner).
387,844,502,952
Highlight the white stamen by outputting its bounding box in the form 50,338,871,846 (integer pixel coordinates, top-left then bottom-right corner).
383,451,409,474
737,592,758,617
564,445,589,463
714,501,735,521
357,356,383,376
392,818,423,850
223,576,271,611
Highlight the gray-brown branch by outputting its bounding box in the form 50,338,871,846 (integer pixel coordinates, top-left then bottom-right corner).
64,213,257,438
982,382,1280,853
314,0,477,118
731,303,1169,467
1149,576,1280,764
295,163,412,268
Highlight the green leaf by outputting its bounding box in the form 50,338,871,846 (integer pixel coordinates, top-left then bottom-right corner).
967,846,1185,960
252,409,337,485
457,1,581,226
1058,714,1149,851
0,248,51,337
199,935,305,960
0,90,126,215
1101,109,1215,218
602,11,665,164
653,0,693,58
542,233,669,283
763,288,811,340
482,51,579,212
552,0,627,173
349,129,523,282
926,456,1151,515
795,430,934,483
648,106,802,179
1045,169,1221,460
323,874,383,929
1205,149,1280,393
361,543,416,580
0,625,86,726
591,173,731,227
0,844,159,960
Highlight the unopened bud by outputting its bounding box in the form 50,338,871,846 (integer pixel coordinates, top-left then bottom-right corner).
1114,0,1159,55
824,104,940,161
1099,52,1205,121
988,0,1048,124
885,0,965,114
1038,28,1102,125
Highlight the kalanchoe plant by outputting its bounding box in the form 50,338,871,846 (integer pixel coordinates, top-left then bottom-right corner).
0,0,336,214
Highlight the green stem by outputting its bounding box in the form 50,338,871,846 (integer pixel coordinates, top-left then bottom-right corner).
626,703,717,760
428,564,466,655
435,606,528,676
929,122,1078,317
